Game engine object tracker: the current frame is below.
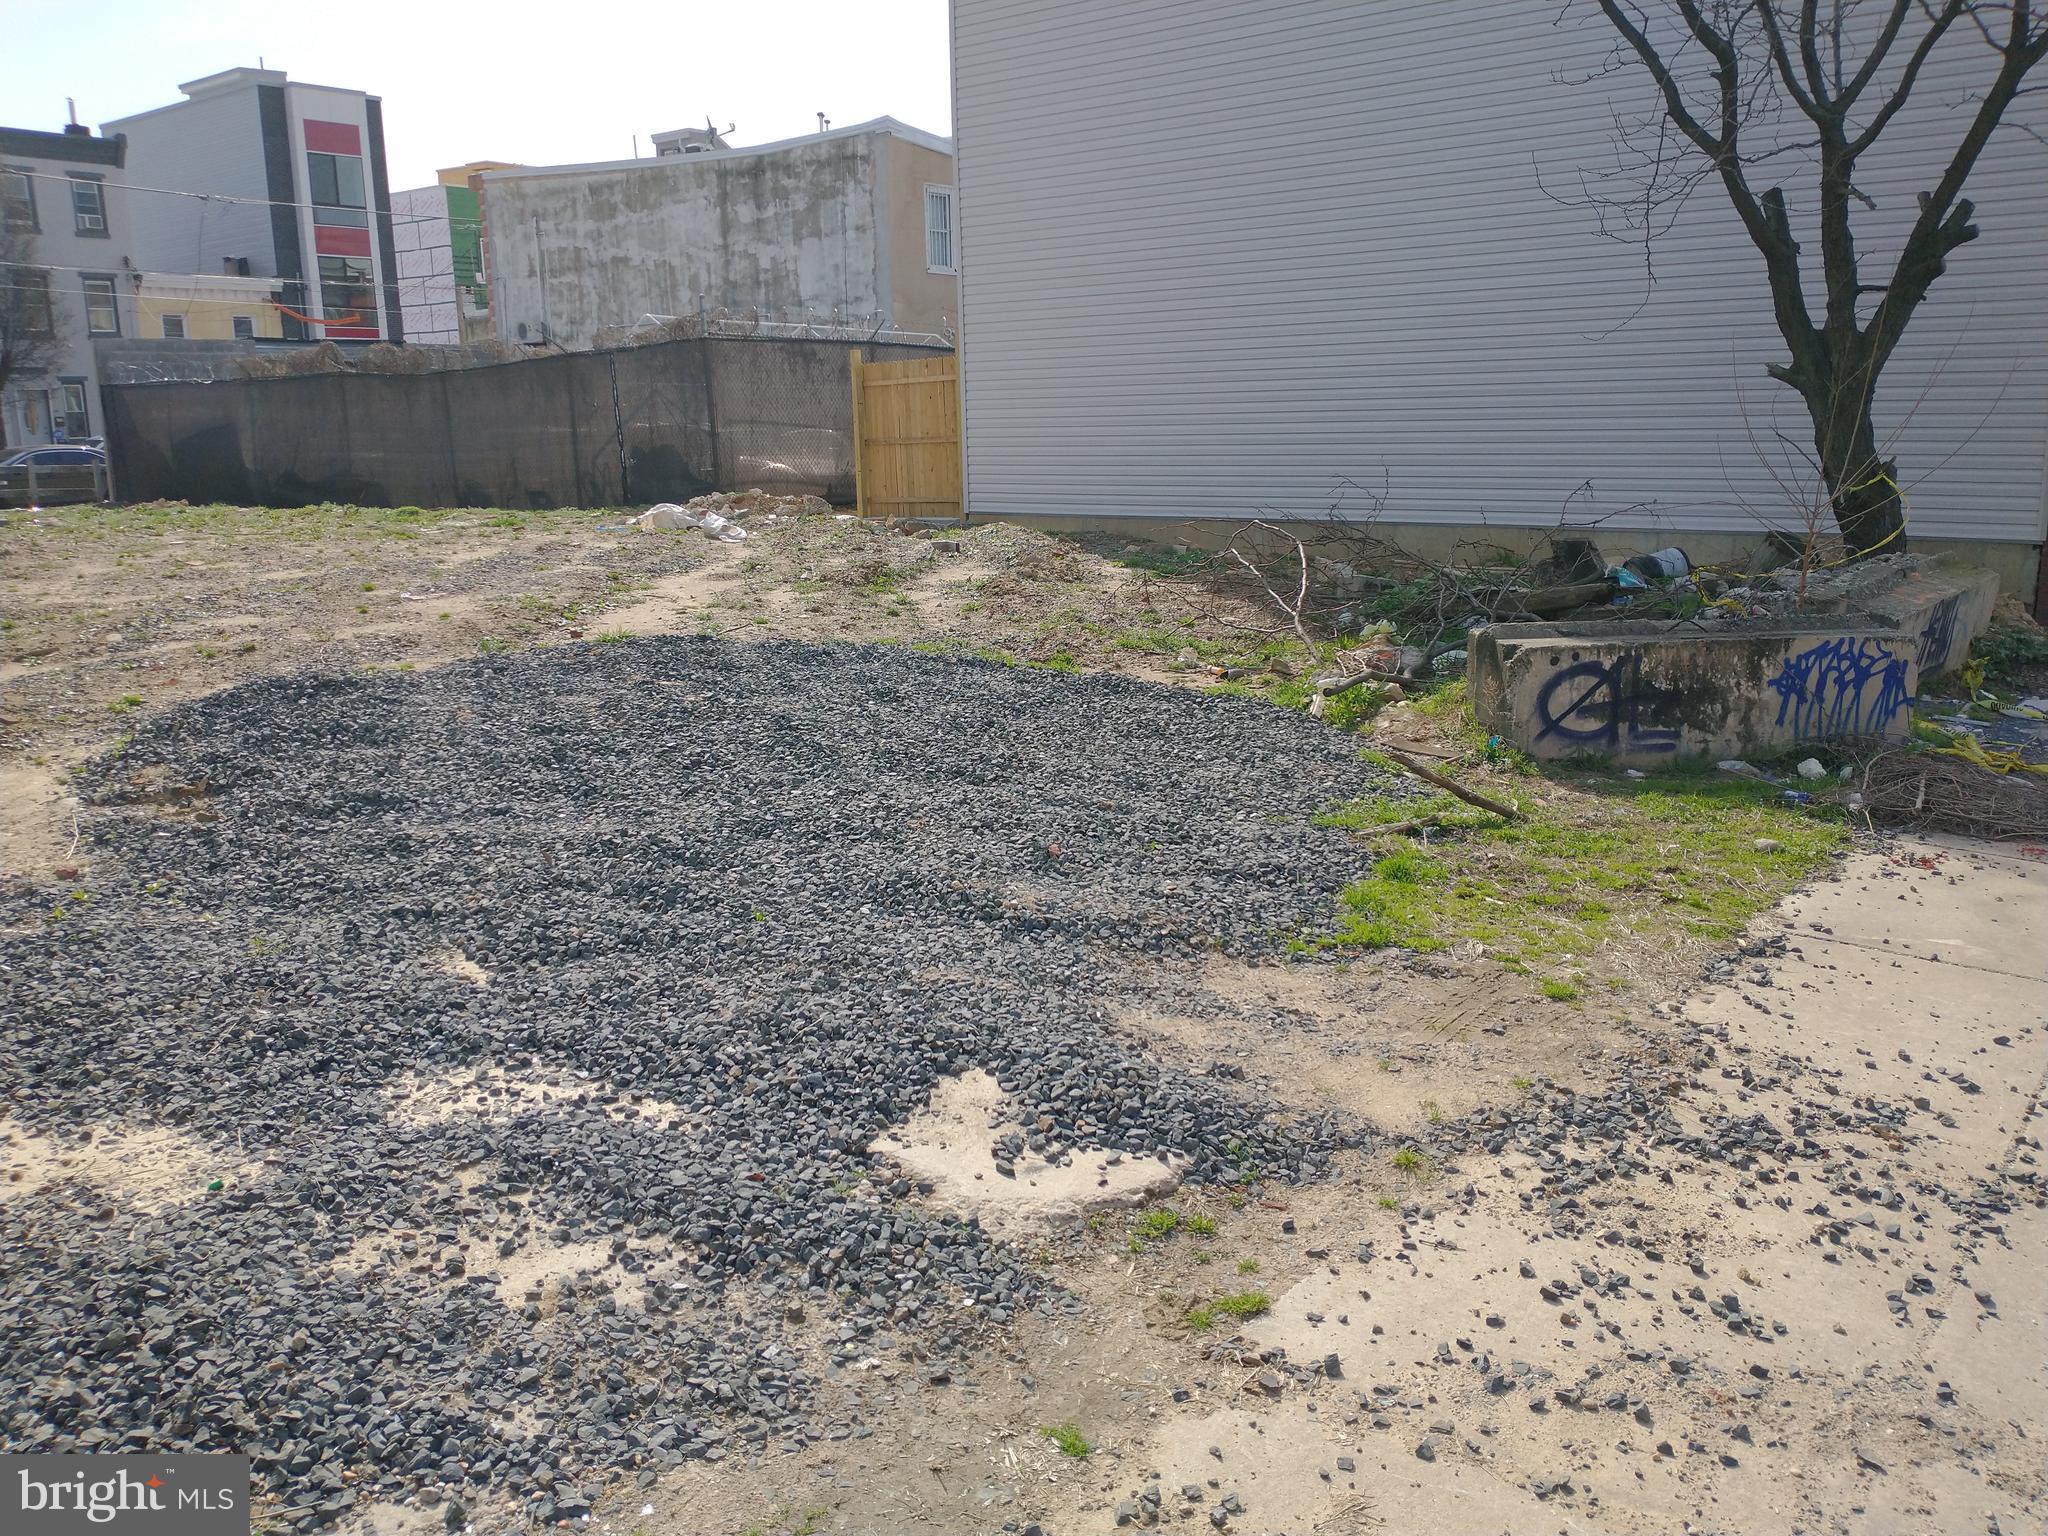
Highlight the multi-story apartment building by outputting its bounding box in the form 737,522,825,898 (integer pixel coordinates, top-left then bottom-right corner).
0,123,135,445
104,67,402,343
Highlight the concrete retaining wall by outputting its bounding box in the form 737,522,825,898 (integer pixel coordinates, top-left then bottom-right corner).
1843,557,2001,680
1470,621,1920,765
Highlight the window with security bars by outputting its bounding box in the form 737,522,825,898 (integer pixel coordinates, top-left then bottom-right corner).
925,187,955,273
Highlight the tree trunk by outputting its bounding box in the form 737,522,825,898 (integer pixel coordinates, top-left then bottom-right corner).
1808,367,1907,559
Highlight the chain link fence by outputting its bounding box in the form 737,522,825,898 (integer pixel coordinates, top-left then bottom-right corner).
101,334,951,509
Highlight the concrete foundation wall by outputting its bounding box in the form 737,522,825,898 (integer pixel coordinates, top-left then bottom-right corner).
1840,558,2002,680
952,512,2041,613
1470,622,1920,766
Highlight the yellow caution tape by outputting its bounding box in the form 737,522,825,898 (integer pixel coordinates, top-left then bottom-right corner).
1929,732,2048,778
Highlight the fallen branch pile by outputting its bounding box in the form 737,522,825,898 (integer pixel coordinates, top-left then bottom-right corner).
1861,751,2048,840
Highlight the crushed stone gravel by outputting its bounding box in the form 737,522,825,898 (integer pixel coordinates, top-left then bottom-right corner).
1,638,1399,1517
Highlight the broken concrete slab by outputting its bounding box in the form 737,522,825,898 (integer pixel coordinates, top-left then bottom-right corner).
1847,556,2000,679
1469,619,1918,765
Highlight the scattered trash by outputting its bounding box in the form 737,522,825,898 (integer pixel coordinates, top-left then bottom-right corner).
1717,759,1768,780
1624,768,1646,780
629,489,834,541
1753,838,1782,853
1430,648,1468,675
1623,547,1691,583
1780,790,1811,806
1795,758,1826,780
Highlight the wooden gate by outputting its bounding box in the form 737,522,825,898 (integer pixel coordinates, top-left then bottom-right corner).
849,352,961,519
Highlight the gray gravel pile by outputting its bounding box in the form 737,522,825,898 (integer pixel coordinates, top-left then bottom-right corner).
1,639,1393,1516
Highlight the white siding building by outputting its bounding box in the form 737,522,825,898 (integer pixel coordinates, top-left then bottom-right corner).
949,1,2048,591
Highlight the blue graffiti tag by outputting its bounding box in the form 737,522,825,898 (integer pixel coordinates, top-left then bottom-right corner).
1767,637,1912,738
1916,593,1961,673
1534,653,1680,752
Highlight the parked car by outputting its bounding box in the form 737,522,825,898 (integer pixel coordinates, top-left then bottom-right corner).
0,444,108,507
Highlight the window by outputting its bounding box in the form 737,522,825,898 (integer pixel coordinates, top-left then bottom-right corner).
69,175,106,237
82,276,118,335
1,167,34,230
58,380,89,440
16,268,53,334
160,314,186,339
925,186,955,273
318,255,376,321
307,151,368,227
232,314,255,340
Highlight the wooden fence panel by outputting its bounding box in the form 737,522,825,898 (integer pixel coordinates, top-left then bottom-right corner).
850,352,961,518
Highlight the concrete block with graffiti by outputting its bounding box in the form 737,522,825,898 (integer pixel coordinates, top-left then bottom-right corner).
1469,621,1921,766
1847,559,2000,681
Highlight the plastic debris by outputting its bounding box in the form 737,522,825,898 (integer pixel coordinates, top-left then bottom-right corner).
1796,758,1826,780
1717,759,1767,780
631,503,748,541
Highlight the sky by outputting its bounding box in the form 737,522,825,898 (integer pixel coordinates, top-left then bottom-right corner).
0,0,953,188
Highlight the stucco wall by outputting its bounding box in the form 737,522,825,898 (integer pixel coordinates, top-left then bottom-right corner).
136,284,284,341
488,134,890,350
883,138,959,335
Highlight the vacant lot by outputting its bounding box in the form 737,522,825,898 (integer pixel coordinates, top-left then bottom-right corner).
2,504,2041,1536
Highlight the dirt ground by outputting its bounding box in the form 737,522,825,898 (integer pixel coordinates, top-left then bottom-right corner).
3,503,2042,1536
0,503,1274,879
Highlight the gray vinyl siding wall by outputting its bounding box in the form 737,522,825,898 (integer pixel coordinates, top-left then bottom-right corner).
950,0,2048,546
106,90,275,277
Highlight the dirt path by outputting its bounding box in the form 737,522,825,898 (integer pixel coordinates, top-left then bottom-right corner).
612,836,2045,1536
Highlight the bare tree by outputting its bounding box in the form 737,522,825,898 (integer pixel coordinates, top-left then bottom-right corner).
1579,1,2048,556
0,220,66,449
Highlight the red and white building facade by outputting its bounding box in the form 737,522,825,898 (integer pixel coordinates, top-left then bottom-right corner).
106,68,401,343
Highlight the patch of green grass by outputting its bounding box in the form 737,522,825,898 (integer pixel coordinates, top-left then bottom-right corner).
1191,1248,1215,1265
1972,623,2048,688
1318,762,1844,965
1182,1213,1217,1237
740,1504,829,1536
1236,1257,1260,1275
477,636,511,655
1541,977,1583,1002
1133,1208,1182,1241
1312,791,1496,834
1041,1423,1093,1459
1510,1074,1534,1091
107,694,143,713
1182,1306,1217,1332
1111,546,1213,578
1376,1194,1399,1210
593,630,630,644
1391,1146,1433,1179
1212,1290,1271,1319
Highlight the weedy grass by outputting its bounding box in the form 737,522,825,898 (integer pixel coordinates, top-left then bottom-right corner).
1316,757,1843,972
1041,1423,1093,1459
19,502,613,543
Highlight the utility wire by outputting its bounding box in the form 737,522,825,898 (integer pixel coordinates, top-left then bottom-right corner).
7,168,483,233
